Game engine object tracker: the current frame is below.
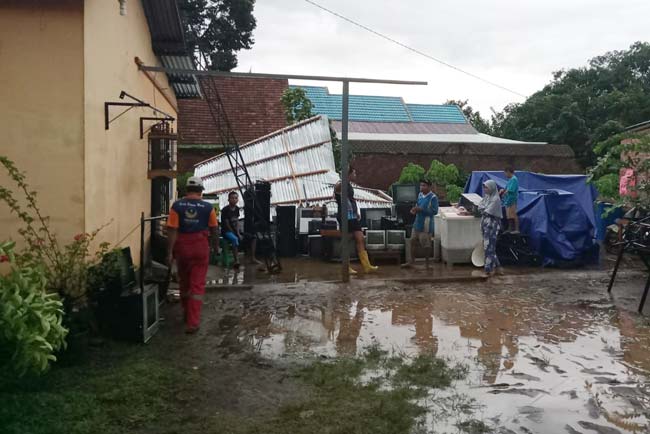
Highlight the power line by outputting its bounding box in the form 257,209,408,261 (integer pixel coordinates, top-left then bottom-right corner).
303,0,527,99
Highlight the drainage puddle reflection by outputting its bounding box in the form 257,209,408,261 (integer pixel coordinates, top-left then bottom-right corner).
231,288,650,433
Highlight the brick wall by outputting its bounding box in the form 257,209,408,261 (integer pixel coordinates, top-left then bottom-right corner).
177,147,223,173
178,76,289,170
351,147,582,191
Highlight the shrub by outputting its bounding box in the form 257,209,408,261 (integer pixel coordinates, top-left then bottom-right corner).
593,173,620,202
426,160,460,188
396,163,426,184
445,185,463,204
0,241,67,375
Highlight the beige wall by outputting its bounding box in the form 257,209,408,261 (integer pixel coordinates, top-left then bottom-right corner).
83,0,177,260
0,1,85,246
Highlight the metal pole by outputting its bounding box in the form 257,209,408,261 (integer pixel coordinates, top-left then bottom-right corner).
341,81,350,282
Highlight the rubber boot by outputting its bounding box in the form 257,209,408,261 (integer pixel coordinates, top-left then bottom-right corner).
359,250,378,273
348,266,358,275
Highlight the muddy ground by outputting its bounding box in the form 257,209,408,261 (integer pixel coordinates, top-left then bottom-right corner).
149,256,650,434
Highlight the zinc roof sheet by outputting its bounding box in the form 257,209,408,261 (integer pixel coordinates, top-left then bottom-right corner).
194,116,392,212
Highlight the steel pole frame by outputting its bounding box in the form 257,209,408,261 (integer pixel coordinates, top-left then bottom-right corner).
138,64,427,282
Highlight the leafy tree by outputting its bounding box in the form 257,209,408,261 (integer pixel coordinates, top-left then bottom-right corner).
444,99,493,134
281,88,314,124
280,88,349,172
588,133,650,209
396,163,426,184
178,0,256,71
492,41,650,166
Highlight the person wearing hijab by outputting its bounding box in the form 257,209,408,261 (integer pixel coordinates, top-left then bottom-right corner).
478,180,502,276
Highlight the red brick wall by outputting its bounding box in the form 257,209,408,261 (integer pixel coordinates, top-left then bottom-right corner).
352,153,582,191
178,76,289,147
177,147,223,173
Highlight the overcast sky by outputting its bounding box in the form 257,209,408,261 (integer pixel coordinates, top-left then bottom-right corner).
235,0,650,116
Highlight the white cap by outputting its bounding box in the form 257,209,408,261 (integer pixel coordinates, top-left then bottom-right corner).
186,176,204,190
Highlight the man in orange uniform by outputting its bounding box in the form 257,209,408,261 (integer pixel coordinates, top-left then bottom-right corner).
166,176,219,334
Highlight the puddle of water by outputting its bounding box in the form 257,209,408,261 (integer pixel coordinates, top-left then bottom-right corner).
231,288,650,434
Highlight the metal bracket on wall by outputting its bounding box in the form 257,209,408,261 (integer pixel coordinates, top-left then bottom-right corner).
104,91,175,131
140,117,175,139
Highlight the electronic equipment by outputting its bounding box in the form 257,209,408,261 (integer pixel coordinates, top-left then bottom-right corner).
368,219,382,230
386,230,406,250
365,230,386,250
380,216,401,231
392,184,419,204
297,206,334,234
276,205,297,257
360,208,391,227
94,248,160,343
393,203,416,226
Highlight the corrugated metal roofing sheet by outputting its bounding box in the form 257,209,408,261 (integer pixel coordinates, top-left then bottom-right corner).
406,104,467,123
294,86,411,122
194,116,392,212
292,85,470,124
161,56,201,99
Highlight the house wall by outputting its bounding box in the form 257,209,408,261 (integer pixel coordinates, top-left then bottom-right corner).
352,145,582,191
83,0,177,261
0,0,85,245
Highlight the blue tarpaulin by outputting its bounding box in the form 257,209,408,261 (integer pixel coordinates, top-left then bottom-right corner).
465,171,599,265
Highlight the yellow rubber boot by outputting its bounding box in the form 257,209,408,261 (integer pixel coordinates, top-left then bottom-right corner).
359,251,378,273
348,266,358,275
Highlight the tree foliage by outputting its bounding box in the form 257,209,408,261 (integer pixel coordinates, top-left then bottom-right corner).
281,88,315,124
588,133,650,209
426,160,460,188
280,88,349,172
396,163,426,184
444,99,493,135
178,0,256,71
491,41,650,166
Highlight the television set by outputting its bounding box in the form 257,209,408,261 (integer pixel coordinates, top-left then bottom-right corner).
365,230,386,250
361,208,391,227
386,230,406,250
392,184,419,204
141,284,160,343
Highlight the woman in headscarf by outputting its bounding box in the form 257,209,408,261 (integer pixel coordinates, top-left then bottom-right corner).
478,180,503,276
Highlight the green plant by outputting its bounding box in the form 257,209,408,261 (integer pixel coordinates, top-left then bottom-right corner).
445,185,463,203
426,160,460,188
588,134,650,210
396,163,426,184
176,171,193,197
281,88,314,125
593,173,620,201
0,241,68,376
0,156,111,311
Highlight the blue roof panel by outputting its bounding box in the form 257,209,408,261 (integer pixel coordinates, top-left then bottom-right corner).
406,104,467,123
292,86,467,124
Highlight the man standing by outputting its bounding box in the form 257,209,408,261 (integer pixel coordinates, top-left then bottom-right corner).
404,180,439,267
221,191,242,268
500,167,519,233
166,176,219,334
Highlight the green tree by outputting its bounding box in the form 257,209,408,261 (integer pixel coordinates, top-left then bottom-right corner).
444,99,493,134
491,42,650,166
281,88,314,124
426,160,459,187
588,133,650,209
178,0,256,71
280,88,349,172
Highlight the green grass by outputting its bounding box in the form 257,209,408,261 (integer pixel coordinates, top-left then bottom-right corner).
0,343,473,434
0,345,189,434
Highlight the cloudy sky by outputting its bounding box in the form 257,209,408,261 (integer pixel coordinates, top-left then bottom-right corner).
235,0,650,116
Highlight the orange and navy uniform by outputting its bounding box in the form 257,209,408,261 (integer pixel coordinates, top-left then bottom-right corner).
166,194,217,330
167,195,218,233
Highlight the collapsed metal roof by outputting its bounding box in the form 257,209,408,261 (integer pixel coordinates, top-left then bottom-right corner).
194,116,392,212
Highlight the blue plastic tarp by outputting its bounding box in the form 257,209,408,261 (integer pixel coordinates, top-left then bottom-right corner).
465,171,598,265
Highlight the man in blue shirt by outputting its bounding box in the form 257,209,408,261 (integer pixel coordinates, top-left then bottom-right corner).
500,166,519,233
403,179,439,267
